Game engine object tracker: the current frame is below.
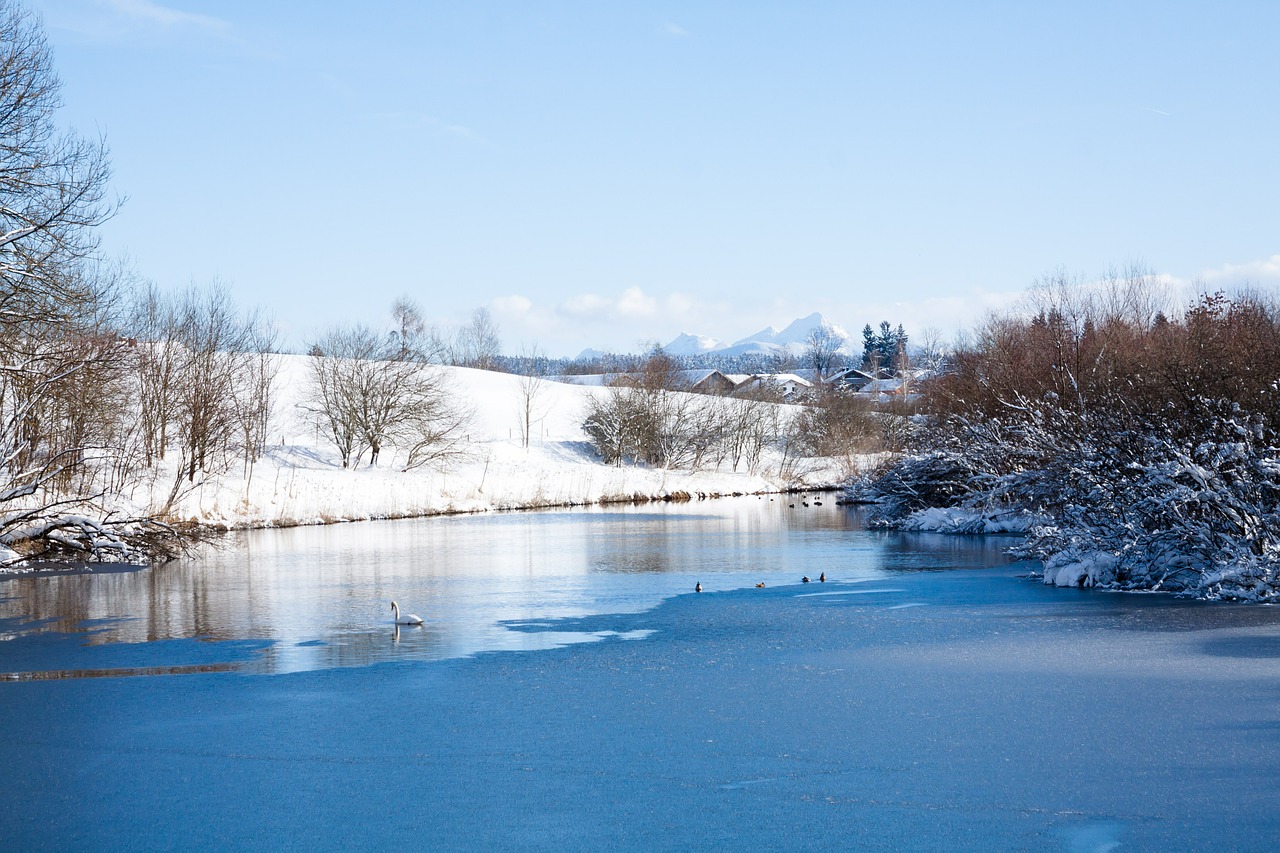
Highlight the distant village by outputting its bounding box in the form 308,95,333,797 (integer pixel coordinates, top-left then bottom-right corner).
548,311,930,404
556,364,918,404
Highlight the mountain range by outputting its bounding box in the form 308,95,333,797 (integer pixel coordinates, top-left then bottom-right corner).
662,312,855,358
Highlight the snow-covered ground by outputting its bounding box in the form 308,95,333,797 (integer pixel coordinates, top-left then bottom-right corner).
890,506,1046,535
143,356,845,529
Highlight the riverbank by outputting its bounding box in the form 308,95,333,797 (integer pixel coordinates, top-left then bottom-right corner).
3,563,1279,850
133,362,849,531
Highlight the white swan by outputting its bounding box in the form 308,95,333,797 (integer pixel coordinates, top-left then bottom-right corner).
391,600,424,625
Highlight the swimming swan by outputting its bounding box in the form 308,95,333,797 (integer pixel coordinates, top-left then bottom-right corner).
391,601,424,625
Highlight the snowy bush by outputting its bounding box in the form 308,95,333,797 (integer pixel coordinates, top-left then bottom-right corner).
1011,400,1280,599
859,284,1280,600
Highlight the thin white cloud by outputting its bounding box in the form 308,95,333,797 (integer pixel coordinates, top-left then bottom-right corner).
1142,106,1171,117
492,287,733,356
663,22,689,37
1198,254,1280,287
364,111,493,147
493,256,1280,357
96,0,230,32
560,293,612,319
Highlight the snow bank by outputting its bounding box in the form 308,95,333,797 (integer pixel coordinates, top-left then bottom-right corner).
895,506,1047,535
1040,548,1120,589
144,358,844,529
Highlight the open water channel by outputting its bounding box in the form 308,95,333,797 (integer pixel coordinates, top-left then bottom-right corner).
0,496,1007,677
2,497,1279,850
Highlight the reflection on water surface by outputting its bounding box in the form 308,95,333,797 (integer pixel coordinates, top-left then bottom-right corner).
0,498,1016,676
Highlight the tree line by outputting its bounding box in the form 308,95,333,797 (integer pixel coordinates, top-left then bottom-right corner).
0,4,485,564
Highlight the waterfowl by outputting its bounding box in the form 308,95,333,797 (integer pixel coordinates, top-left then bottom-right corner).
391,601,424,625
819,572,826,582
755,582,766,588
802,576,810,583
695,582,703,593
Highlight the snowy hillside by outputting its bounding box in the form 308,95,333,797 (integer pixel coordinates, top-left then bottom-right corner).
146,354,843,529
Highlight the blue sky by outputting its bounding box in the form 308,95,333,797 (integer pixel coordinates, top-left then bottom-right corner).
33,0,1280,356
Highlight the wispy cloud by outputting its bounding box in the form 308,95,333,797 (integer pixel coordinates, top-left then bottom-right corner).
1195,254,1280,288
364,111,493,147
492,287,733,355
663,22,689,37
1142,106,1171,117
95,0,230,32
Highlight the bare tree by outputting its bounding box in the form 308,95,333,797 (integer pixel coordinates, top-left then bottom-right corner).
303,316,471,469
584,349,735,470
170,284,251,485
916,326,949,373
0,3,181,562
452,307,501,370
390,295,427,360
127,280,181,466
229,309,279,480
804,323,844,382
515,345,548,449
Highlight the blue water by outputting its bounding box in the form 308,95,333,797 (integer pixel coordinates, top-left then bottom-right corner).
0,498,1009,676
4,498,1279,850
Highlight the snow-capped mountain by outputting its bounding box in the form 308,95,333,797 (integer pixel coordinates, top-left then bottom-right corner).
664,332,725,356
664,312,854,358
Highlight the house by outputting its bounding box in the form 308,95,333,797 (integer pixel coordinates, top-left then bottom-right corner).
735,373,813,401
829,367,889,392
677,369,739,396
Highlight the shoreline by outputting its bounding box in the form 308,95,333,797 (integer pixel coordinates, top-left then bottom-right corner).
1,483,842,577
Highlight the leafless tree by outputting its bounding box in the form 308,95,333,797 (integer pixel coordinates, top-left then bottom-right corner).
916,326,948,373
804,323,844,382
584,349,750,470
303,317,471,469
721,396,775,473
390,295,430,361
452,306,501,370
0,3,181,562
127,280,181,466
229,309,279,481
170,284,251,486
515,345,548,449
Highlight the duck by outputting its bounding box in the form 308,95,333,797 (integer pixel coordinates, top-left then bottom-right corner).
755,582,766,588
802,576,810,583
391,600,424,625
695,582,703,593
819,572,826,582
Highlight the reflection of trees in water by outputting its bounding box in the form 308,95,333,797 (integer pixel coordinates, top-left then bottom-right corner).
2,498,1014,672
584,500,858,575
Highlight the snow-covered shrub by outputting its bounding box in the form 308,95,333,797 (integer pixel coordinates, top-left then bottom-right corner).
1014,399,1280,599
860,284,1280,600
850,450,979,521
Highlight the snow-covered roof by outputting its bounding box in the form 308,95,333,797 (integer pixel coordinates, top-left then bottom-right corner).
769,373,813,387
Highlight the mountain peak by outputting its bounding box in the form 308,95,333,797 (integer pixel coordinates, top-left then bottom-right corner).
663,332,724,355
657,313,855,358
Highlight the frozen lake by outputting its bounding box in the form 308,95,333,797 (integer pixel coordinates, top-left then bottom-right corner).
2,497,1279,850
